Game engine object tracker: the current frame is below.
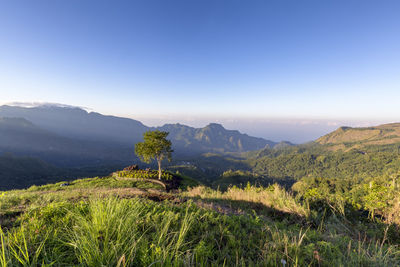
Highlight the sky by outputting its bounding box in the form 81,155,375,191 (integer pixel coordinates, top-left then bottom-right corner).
0,0,399,142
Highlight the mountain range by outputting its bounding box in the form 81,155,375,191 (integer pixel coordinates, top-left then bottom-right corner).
1,103,400,191
0,104,279,167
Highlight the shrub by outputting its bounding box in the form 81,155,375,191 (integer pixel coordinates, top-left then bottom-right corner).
115,170,173,180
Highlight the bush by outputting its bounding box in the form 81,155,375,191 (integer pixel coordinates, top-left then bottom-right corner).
115,170,173,180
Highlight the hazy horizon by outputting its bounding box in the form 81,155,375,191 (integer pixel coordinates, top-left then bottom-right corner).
135,116,390,144
1,101,391,143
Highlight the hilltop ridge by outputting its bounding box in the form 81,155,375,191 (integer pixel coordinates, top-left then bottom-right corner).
158,122,275,153
316,123,400,151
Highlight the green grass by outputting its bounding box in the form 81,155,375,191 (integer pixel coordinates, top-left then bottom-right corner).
1,197,399,266
1,176,400,266
0,177,164,215
26,176,165,191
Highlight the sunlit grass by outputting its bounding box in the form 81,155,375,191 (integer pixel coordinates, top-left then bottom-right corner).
1,177,400,266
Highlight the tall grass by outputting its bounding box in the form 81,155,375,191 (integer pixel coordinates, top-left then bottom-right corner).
66,197,195,266
66,198,145,266
1,195,400,266
0,226,49,267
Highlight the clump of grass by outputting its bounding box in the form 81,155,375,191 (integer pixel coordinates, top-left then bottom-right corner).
66,197,195,266
66,197,145,266
0,226,49,267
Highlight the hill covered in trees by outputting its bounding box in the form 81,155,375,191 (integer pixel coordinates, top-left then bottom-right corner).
169,123,400,193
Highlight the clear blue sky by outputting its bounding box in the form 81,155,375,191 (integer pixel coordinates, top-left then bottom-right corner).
1,1,399,142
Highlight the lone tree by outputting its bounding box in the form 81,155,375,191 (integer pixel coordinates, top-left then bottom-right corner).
135,130,173,180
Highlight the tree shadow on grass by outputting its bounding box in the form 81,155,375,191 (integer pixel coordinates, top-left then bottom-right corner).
184,195,308,226
183,196,400,245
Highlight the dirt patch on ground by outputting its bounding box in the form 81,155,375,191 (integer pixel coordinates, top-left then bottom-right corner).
113,175,182,192
99,187,148,197
0,211,23,229
142,193,185,204
144,193,174,202
84,187,185,204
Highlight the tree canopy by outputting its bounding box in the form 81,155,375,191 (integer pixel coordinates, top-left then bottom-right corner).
135,130,173,179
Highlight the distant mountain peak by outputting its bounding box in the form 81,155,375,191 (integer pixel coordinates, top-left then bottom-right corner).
338,126,352,131
5,102,90,112
205,123,225,130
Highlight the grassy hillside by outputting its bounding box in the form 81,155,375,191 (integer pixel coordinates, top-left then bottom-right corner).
316,123,400,151
1,172,400,266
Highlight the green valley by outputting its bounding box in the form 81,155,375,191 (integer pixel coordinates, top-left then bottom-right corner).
2,117,400,266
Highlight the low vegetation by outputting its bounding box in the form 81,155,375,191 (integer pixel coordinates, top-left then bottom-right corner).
1,169,400,266
114,170,174,180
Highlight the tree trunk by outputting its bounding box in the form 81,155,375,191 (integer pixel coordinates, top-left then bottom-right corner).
157,158,162,180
